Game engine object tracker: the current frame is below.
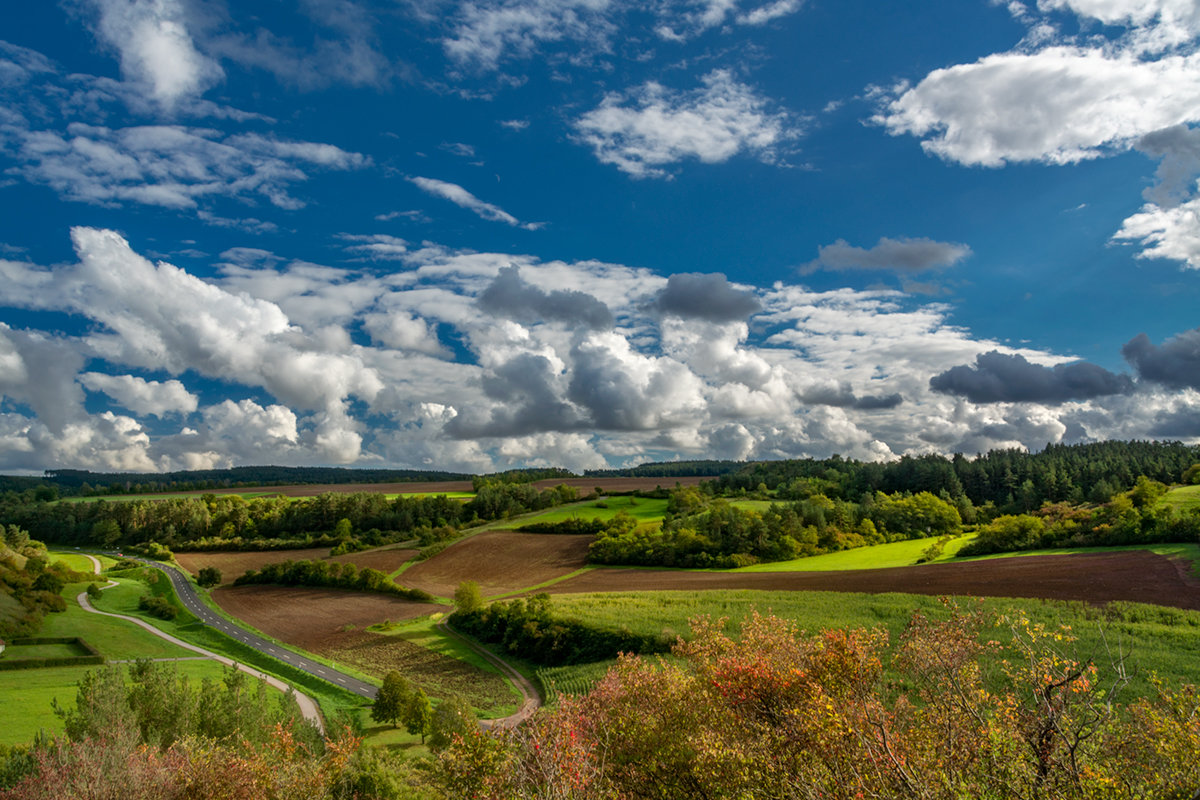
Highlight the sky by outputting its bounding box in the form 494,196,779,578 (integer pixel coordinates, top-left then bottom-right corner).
2,0,1200,475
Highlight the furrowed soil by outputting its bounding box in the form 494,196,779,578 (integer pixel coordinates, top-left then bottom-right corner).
177,546,418,585
210,586,510,710
547,551,1200,611
403,531,592,598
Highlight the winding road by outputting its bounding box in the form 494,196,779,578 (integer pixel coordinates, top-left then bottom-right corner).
86,554,541,729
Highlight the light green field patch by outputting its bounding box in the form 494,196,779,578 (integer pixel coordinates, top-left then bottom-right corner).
734,535,976,573
383,491,474,500
496,496,669,529
0,660,285,746
1160,484,1200,512
39,583,195,660
47,551,98,573
728,500,778,513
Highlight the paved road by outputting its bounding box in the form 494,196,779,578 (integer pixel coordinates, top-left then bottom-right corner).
121,556,380,701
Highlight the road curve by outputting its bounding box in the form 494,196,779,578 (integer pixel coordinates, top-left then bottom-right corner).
77,554,328,733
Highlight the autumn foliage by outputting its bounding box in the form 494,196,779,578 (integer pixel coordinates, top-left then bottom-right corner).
436,602,1200,799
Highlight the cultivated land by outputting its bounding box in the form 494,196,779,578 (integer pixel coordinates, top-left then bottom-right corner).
402,531,593,598
176,545,420,585
546,551,1200,610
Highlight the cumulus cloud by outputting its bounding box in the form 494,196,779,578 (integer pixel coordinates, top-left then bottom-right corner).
1122,327,1200,389
930,351,1134,403
409,176,542,229
798,381,903,410
1112,198,1200,268
652,272,761,321
803,236,972,274
79,373,198,417
442,0,617,71
573,69,797,178
80,0,224,105
478,265,614,329
877,47,1200,167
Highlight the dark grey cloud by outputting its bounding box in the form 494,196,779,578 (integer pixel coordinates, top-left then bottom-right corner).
1148,406,1200,438
478,265,613,329
445,353,584,438
930,351,1133,404
652,272,760,322
1123,328,1200,389
803,236,971,274
799,383,902,410
1135,124,1200,208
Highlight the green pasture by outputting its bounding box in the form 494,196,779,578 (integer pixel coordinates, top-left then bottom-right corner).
735,535,976,573
0,659,281,747
547,589,1200,701
383,491,474,500
1160,484,1200,512
496,496,669,529
728,500,778,513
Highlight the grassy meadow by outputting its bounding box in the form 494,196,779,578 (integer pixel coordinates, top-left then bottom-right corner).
495,495,669,529
543,589,1200,702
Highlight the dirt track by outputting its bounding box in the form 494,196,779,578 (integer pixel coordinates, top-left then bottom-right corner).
402,532,593,598
548,551,1200,611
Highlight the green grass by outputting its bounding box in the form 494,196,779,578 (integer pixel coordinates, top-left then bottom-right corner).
0,659,288,747
735,535,976,573
546,589,1200,700
382,491,474,500
369,615,521,718
2,641,91,660
39,582,196,660
495,496,669,529
728,500,778,513
1160,484,1200,512
537,660,615,705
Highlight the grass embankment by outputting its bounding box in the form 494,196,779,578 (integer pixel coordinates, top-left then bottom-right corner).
1160,484,1200,512
735,534,976,572
544,589,1200,701
495,496,669,530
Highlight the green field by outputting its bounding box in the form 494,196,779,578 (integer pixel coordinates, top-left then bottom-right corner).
496,496,669,529
735,534,976,572
0,659,277,746
547,589,1200,700
1160,484,1200,512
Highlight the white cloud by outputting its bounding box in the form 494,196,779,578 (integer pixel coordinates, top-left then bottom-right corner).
81,0,224,105
1112,197,1200,268
442,0,617,72
573,69,797,178
409,176,543,229
79,373,199,417
6,123,367,212
878,47,1200,167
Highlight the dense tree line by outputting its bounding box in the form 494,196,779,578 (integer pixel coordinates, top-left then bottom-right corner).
715,440,1200,512
0,483,578,550
450,593,667,667
584,459,745,478
587,488,964,568
232,559,434,602
961,476,1200,556
37,466,472,497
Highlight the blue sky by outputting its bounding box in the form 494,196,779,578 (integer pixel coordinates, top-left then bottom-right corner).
2,0,1200,474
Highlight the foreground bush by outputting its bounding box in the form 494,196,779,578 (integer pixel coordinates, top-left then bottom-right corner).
436,603,1200,799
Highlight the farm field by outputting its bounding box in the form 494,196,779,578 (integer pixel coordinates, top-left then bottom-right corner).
210,587,518,715
402,531,593,598
736,534,977,572
546,550,1200,610
495,495,669,529
176,545,420,585
546,588,1200,699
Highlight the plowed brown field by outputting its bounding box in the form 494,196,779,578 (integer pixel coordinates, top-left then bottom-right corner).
547,551,1200,611
402,532,592,598
212,585,440,650
177,546,417,585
